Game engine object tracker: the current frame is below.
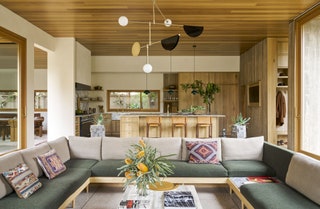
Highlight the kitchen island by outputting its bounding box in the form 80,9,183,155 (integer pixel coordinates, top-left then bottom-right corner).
120,114,225,138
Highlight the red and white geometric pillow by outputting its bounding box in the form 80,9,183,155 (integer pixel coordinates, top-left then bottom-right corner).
186,141,219,164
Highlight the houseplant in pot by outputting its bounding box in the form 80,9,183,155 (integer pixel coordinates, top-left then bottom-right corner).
231,113,250,138
181,80,220,114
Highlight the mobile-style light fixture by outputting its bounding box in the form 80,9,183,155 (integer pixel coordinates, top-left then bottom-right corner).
118,0,203,73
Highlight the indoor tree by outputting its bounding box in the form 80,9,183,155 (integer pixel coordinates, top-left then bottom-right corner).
181,80,220,113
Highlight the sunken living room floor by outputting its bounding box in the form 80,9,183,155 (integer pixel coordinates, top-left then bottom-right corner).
72,184,241,209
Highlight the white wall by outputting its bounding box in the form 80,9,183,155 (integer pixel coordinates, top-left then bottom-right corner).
34,69,47,90
92,56,240,73
48,38,76,140
76,42,91,85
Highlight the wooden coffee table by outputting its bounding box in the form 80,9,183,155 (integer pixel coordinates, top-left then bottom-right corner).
227,178,254,209
118,184,203,209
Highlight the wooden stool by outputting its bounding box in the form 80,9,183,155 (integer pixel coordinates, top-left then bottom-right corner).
146,116,161,137
196,116,212,138
172,117,187,137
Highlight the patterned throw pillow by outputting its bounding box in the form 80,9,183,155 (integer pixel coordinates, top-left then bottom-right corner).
37,149,66,179
186,141,219,164
2,163,42,199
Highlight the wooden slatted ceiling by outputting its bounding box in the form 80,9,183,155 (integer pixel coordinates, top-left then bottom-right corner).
0,0,318,56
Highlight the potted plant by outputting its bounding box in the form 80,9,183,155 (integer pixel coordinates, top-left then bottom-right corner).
231,113,250,138
90,113,105,137
181,80,220,114
190,105,206,115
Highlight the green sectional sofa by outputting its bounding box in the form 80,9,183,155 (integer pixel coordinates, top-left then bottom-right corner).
0,136,319,209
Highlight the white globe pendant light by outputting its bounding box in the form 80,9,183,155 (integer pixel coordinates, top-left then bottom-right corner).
118,16,128,26
143,63,153,73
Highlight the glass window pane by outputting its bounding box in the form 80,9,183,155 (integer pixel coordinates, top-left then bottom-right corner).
107,90,159,112
301,15,320,155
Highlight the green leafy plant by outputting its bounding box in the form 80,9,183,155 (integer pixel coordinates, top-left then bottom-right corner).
94,113,104,125
233,113,251,125
181,80,220,113
117,139,174,196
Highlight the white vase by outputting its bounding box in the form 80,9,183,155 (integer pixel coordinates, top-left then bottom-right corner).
231,125,247,138
90,125,105,137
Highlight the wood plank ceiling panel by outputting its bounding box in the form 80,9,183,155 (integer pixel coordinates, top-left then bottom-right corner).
0,0,318,56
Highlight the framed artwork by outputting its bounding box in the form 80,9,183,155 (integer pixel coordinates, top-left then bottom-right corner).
247,81,261,106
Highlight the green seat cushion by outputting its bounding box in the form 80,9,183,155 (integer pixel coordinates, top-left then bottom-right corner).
91,159,124,177
65,159,98,169
0,168,90,209
222,160,275,177
240,183,320,209
169,161,228,177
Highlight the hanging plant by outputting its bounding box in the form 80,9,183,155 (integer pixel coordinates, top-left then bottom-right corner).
181,80,220,113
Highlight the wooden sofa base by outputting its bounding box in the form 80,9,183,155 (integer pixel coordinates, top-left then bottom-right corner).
58,178,90,209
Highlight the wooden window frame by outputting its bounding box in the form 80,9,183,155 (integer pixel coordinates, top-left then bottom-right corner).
107,90,160,112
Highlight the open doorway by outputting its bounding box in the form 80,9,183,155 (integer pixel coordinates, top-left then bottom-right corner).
34,47,48,145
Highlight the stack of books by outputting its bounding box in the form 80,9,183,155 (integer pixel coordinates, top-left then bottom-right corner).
163,191,196,209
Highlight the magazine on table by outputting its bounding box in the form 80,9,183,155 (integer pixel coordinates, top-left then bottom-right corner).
118,199,151,209
163,191,196,209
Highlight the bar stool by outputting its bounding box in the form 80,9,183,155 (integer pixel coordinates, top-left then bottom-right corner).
172,117,187,137
196,116,212,138
146,116,161,137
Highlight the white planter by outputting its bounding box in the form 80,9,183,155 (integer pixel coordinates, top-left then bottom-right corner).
90,125,105,137
231,125,247,138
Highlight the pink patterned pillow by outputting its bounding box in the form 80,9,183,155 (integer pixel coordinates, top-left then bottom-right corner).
36,149,66,179
186,141,219,164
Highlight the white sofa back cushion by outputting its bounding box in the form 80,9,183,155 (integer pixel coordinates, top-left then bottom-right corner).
20,143,51,177
68,136,102,160
102,137,140,160
221,136,264,161
181,138,222,161
286,153,320,205
143,137,182,160
48,136,70,163
0,152,24,199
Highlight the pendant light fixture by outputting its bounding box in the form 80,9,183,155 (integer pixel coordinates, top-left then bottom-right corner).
191,44,198,95
144,72,150,95
168,52,174,95
118,0,203,73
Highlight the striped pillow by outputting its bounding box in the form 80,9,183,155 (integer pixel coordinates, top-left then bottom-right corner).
37,149,66,179
2,163,42,199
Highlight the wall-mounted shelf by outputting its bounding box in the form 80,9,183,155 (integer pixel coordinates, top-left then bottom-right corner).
163,73,179,113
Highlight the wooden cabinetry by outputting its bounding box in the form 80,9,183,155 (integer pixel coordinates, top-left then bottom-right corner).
75,117,80,136
178,72,239,135
163,73,179,113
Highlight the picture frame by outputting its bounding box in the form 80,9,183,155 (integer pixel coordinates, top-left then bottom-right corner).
247,81,261,106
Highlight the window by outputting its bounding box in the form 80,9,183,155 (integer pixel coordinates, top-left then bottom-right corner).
296,7,320,158
107,90,160,112
34,90,47,111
